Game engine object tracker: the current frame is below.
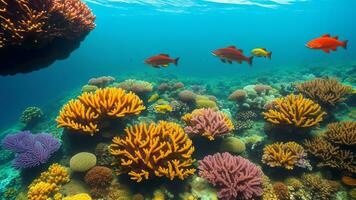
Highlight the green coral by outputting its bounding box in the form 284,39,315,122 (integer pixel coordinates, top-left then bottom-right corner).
20,107,44,127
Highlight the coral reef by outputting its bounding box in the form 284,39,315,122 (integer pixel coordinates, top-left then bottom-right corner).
301,173,338,200
178,90,197,103
295,78,352,107
69,152,96,172
20,107,44,127
228,89,247,102
198,152,263,200
195,95,218,109
272,182,289,200
56,88,145,135
182,108,234,140
263,94,326,128
1,131,60,169
27,163,70,200
88,76,115,88
262,142,311,170
117,79,153,95
84,166,113,198
109,121,195,182
323,121,356,145
219,137,246,154
82,85,98,93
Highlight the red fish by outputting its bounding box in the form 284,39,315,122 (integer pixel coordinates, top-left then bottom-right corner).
306,34,348,54
144,54,179,68
212,46,253,66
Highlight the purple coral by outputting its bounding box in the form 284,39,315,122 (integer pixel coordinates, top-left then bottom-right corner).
184,108,233,140
1,131,60,169
198,152,263,200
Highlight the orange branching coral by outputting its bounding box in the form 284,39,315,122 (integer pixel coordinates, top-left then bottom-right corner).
56,88,146,135
323,121,356,145
109,121,196,182
262,142,307,170
304,136,356,173
0,0,95,48
295,78,352,106
262,94,326,128
27,163,70,200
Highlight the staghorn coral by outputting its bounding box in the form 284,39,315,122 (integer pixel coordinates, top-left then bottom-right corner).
295,78,352,107
109,121,195,182
262,142,310,170
263,94,326,128
27,163,70,200
198,152,263,200
117,79,153,95
56,87,146,135
301,173,338,200
323,121,356,145
182,108,234,140
0,0,95,48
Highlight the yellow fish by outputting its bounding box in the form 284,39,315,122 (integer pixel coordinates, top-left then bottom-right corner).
251,48,272,59
154,104,173,114
148,93,159,103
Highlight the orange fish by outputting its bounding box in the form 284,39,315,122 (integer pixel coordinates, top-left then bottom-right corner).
144,54,179,68
306,34,348,53
212,46,253,66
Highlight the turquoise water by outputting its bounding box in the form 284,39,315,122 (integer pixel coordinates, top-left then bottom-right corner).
0,0,355,199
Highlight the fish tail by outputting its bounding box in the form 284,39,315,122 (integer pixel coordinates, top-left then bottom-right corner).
267,51,272,59
247,56,253,67
342,40,348,49
174,57,180,66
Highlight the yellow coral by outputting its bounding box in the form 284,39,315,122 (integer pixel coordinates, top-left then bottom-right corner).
28,163,70,200
262,94,326,128
154,104,173,114
63,193,92,200
56,88,146,135
262,142,305,170
109,121,196,182
148,93,159,103
195,95,217,109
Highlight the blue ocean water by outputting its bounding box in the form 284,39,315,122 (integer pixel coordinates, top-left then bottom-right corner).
0,0,355,130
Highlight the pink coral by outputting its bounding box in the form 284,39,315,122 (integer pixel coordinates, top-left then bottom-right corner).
198,152,263,200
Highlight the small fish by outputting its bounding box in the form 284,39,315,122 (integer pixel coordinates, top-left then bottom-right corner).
154,104,173,114
251,48,272,59
212,46,253,66
306,34,348,54
148,93,159,103
144,54,179,68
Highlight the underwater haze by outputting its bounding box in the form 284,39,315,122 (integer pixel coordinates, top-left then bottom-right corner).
0,0,355,199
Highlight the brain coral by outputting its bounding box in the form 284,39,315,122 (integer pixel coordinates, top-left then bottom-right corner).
182,108,234,140
56,87,146,135
109,121,196,182
262,142,309,170
117,79,153,95
198,152,263,200
262,94,326,128
295,78,352,107
70,152,97,172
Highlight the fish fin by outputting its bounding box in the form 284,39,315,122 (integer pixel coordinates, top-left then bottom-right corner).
221,59,226,63
162,64,169,67
322,34,330,38
227,45,236,49
247,56,253,66
227,60,232,64
159,54,169,57
261,48,267,51
330,46,337,51
333,36,339,40
342,40,348,49
322,48,330,53
174,57,179,66
267,51,272,59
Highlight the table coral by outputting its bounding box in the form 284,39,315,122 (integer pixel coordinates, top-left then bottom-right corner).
262,142,310,170
28,163,70,200
262,94,326,128
198,152,263,200
109,121,195,182
56,87,146,135
295,78,352,107
182,108,234,140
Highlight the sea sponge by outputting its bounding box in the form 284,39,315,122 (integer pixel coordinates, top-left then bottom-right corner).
323,121,356,145
70,152,97,172
85,166,113,198
228,89,247,102
295,78,352,107
56,87,146,135
262,142,308,170
117,79,153,95
179,90,197,103
262,94,326,128
182,108,234,140
219,137,246,154
195,95,217,109
109,121,196,182
63,193,92,200
20,106,44,126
